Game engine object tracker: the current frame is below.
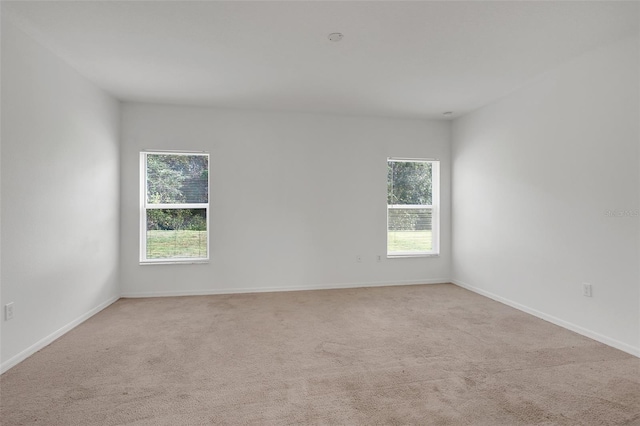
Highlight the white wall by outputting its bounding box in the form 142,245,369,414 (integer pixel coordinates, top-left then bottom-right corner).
0,15,120,371
452,35,640,355
120,104,450,296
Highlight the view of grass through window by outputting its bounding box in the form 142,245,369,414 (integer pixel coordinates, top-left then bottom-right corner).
143,153,209,261
387,160,434,255
146,209,207,259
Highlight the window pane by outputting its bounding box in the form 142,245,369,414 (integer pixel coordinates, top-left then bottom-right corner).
146,209,207,259
387,208,432,253
387,161,432,205
147,154,208,204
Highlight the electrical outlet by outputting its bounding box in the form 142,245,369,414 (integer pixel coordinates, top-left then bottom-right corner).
356,255,362,263
583,283,593,297
5,303,14,321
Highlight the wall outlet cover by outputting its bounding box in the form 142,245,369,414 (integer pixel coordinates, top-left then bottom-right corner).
5,303,14,321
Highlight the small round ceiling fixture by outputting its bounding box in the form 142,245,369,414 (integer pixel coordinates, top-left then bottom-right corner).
328,33,344,42
443,111,453,117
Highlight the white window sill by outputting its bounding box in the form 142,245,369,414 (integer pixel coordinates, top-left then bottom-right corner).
387,254,439,259
140,259,209,266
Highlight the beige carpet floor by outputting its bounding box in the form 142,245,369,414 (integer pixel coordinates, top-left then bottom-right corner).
1,284,638,425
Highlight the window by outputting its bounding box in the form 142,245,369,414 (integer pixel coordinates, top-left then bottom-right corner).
140,151,209,264
387,158,439,257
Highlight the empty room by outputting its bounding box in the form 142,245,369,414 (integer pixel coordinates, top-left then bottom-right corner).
1,1,639,425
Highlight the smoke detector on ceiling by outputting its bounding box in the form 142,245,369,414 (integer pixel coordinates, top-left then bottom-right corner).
328,33,344,42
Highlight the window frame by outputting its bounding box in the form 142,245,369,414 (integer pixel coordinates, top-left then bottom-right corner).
140,150,210,265
387,157,440,258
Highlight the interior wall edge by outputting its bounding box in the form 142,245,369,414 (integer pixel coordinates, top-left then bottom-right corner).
119,278,451,299
0,296,120,374
451,279,640,358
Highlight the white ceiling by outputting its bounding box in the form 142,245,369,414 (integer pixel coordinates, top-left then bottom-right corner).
4,1,639,119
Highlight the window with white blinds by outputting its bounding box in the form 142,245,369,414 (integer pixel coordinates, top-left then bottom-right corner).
387,158,439,257
140,151,209,264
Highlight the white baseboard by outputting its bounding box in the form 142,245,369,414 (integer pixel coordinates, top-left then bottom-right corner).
120,278,449,298
7,279,635,374
1,296,120,374
451,279,640,358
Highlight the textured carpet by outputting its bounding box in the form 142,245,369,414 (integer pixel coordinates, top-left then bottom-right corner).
1,284,638,425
